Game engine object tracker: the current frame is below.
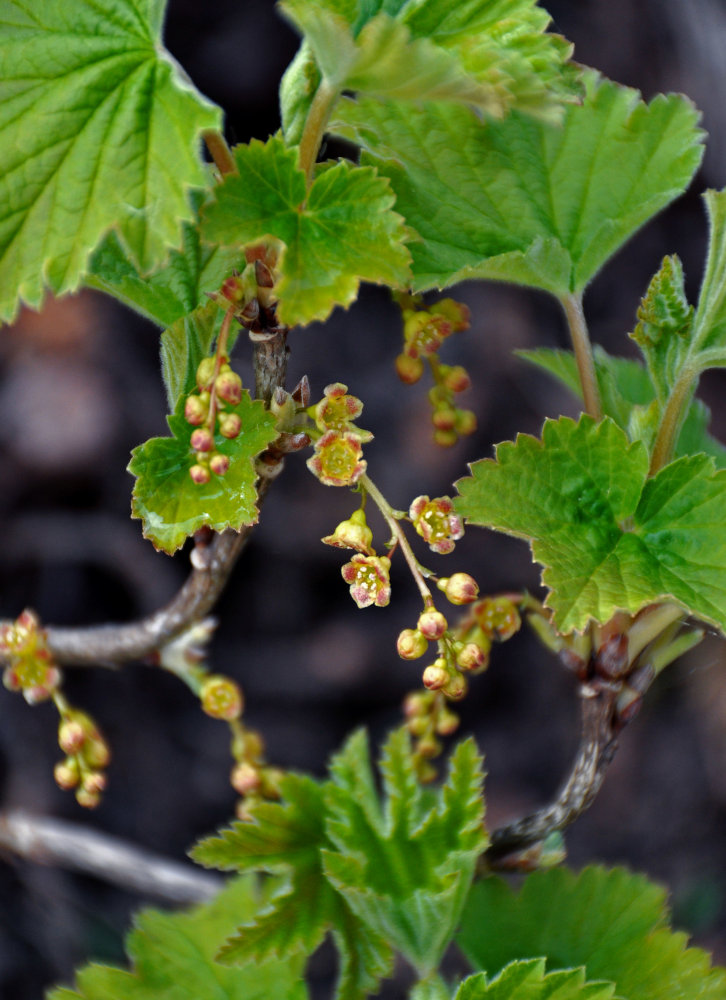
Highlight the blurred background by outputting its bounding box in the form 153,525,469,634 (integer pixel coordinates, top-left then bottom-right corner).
2,0,726,996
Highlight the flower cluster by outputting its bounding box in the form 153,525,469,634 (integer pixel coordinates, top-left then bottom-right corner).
185,354,244,484
409,495,464,554
54,708,111,809
403,689,460,782
393,294,476,446
230,724,284,821
1,609,61,704
306,384,371,487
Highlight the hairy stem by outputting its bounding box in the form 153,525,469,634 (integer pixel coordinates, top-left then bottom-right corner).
202,129,236,177
298,78,338,185
648,364,699,475
561,293,602,420
361,475,435,606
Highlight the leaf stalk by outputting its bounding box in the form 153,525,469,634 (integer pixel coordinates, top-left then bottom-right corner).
298,78,338,186
561,292,601,419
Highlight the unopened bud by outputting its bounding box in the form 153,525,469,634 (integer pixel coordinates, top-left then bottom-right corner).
184,394,209,426
210,453,230,476
219,413,242,439
435,708,460,736
397,628,428,660
432,407,458,431
456,642,489,672
215,371,242,406
456,409,477,436
417,609,448,641
395,353,424,384
190,427,214,452
75,787,101,809
416,734,442,759
422,662,449,690
82,771,107,795
196,357,218,391
201,675,244,720
442,365,471,393
442,671,468,701
54,758,80,789
433,428,458,447
231,762,262,795
58,720,85,754
85,736,110,769
189,463,210,485
438,573,479,605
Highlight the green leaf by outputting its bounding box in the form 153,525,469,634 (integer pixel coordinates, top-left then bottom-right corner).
454,961,614,1000
192,771,393,999
690,189,726,355
280,40,322,145
128,389,278,554
280,0,577,119
457,866,726,1000
332,70,703,295
159,301,241,412
322,729,487,976
47,875,308,1000
86,192,244,329
0,0,220,322
455,414,726,633
518,346,726,466
200,136,411,326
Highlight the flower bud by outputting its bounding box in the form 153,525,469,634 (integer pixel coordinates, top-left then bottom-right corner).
321,508,373,553
184,394,208,426
219,413,242,439
215,370,242,406
196,357,218,391
396,629,428,660
432,407,457,431
456,409,477,436
210,453,230,476
417,609,448,641
395,353,424,384
85,735,111,769
403,690,431,718
82,771,107,795
433,428,458,447
442,671,468,701
189,463,210,485
476,597,521,641
435,298,470,332
231,762,262,795
456,642,489,672
422,662,449,690
58,719,85,754
442,365,471,393
201,675,244,720
438,573,479,605
190,427,214,452
435,708,460,736
75,787,101,809
54,757,80,790
417,734,442,759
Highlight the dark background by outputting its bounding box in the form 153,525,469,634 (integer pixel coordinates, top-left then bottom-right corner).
2,1,726,996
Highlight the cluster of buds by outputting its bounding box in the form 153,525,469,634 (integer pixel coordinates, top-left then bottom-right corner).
54,709,110,809
409,495,464,555
450,594,523,675
403,689,460,781
184,354,244,484
306,384,372,487
398,607,468,701
229,724,284,821
1,610,61,704
393,294,476,446
211,240,283,338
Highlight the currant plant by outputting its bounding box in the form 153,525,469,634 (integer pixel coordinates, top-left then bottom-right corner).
2,0,726,998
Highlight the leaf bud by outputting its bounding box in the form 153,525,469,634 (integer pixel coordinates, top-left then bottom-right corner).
219,412,242,439
215,370,242,406
417,609,448,641
422,661,449,690
438,573,479,605
231,762,262,795
395,353,424,384
196,357,218,391
190,427,214,452
396,628,428,660
201,675,244,720
184,394,209,426
210,453,230,476
189,463,211,485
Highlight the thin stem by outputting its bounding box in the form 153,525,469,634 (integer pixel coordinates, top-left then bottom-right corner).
202,129,236,177
297,78,338,186
361,475,434,606
648,365,699,475
561,293,602,420
205,308,235,432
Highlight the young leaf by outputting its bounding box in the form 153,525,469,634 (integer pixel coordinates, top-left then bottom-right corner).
200,136,411,326
332,71,703,295
86,193,244,329
454,961,614,1000
192,772,394,999
322,729,487,976
455,414,726,633
690,188,726,355
280,0,577,120
0,0,220,322
518,346,726,466
128,390,278,554
457,866,726,1000
159,301,241,412
47,875,309,1000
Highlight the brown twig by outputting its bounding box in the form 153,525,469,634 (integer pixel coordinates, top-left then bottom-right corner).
0,809,223,903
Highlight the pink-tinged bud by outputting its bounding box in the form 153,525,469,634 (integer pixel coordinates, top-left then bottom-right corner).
82,771,107,795
231,761,262,795
220,274,246,304
456,409,477,436
422,662,449,690
219,413,242,439
434,428,458,447
456,642,489,672
417,609,448,640
189,463,210,485
435,708,460,736
442,671,468,701
201,675,244,720
395,353,424,384
196,357,218,391
75,787,101,809
190,427,214,452
442,365,471,393
58,720,85,754
397,628,429,660
210,453,230,476
184,394,208,426
403,690,432,718
321,508,373,553
432,407,458,431
215,370,243,406
54,758,80,790
438,573,479,606
2,668,20,691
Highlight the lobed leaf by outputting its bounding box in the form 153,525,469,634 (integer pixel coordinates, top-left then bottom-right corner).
332,71,704,296
128,390,278,555
0,0,220,322
457,866,726,1000
200,136,411,326
454,961,614,1000
455,414,726,633
47,875,308,1000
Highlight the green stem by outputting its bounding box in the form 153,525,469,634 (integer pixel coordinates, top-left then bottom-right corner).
361,474,434,606
297,78,338,186
561,292,601,420
648,364,699,475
